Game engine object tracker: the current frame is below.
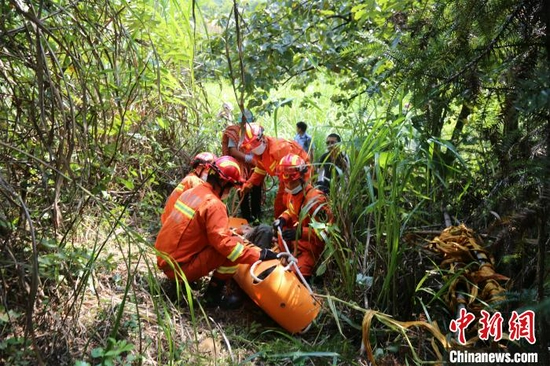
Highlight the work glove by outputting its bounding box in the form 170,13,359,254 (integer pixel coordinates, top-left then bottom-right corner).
272,217,286,232
259,248,278,261
244,153,254,164
282,228,297,242
239,182,252,197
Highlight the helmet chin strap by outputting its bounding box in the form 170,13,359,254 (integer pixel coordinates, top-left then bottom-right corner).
211,177,224,198
197,167,208,180
217,180,233,199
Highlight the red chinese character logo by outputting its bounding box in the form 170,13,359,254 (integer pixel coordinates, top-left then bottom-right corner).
508,310,536,344
450,308,476,345
478,310,504,341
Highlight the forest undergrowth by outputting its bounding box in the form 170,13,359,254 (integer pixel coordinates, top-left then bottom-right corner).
1,0,549,365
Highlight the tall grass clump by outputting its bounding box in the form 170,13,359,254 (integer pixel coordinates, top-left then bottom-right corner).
322,105,461,313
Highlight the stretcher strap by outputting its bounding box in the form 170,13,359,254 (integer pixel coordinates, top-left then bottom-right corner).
277,227,314,294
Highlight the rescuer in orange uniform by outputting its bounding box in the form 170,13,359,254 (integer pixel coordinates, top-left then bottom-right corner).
222,111,263,223
272,153,332,281
239,124,310,218
160,152,216,225
155,156,278,308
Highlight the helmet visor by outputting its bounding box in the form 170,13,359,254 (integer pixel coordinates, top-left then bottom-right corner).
276,166,302,181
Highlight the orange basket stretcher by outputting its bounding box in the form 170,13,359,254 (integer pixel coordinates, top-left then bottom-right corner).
234,227,322,334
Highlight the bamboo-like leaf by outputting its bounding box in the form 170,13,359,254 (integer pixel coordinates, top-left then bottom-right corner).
326,295,345,337
362,309,450,366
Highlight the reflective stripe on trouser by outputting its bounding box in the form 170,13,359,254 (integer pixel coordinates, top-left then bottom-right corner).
162,246,239,282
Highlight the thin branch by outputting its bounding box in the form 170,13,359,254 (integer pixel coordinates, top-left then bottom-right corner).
0,173,44,365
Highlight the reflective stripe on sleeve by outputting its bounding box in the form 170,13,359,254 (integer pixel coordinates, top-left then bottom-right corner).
227,242,244,262
175,182,185,192
174,200,195,219
254,166,267,175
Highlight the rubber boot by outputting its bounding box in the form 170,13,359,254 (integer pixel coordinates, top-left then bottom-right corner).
202,278,243,310
202,277,226,308
223,279,245,309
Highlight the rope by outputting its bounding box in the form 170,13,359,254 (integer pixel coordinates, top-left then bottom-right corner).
228,190,245,217
230,226,314,294
277,227,314,294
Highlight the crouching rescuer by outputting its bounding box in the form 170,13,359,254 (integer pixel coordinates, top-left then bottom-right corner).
273,153,333,283
155,156,277,309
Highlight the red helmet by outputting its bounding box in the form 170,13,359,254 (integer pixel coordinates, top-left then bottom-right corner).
191,152,216,169
210,156,245,185
239,123,264,153
276,154,309,181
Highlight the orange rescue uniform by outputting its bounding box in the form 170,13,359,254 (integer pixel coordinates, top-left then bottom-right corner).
278,184,332,277
245,136,310,217
160,172,204,225
155,182,261,282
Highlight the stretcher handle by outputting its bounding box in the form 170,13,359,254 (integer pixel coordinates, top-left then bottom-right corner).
249,260,263,283
277,252,297,271
249,252,296,283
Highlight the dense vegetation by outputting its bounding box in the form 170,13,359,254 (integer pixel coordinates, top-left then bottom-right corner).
1,0,548,365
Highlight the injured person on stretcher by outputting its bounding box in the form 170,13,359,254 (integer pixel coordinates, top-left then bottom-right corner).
229,217,323,334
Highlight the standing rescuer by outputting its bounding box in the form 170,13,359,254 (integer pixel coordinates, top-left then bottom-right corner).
239,123,310,218
222,110,262,223
160,152,217,225
272,153,332,282
155,156,277,309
